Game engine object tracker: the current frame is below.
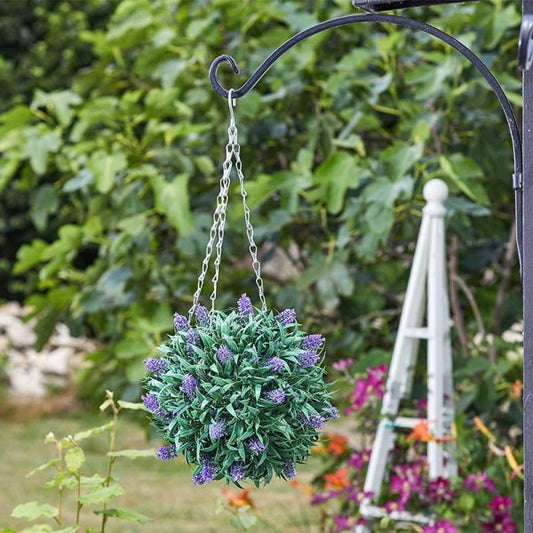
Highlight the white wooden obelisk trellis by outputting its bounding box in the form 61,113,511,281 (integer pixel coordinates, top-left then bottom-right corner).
357,179,457,530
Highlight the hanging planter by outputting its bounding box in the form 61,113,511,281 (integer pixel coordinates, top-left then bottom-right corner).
143,92,336,486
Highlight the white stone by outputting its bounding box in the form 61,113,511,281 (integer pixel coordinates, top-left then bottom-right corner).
37,346,75,375
0,301,24,317
5,365,46,397
6,321,37,348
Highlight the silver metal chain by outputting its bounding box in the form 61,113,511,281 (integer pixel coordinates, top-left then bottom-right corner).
189,90,266,318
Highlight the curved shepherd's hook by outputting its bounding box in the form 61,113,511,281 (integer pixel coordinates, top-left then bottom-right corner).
209,13,523,272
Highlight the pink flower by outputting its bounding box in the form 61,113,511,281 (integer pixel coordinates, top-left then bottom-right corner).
347,490,373,504
332,358,354,371
464,472,495,493
333,515,351,532
424,520,457,533
347,449,371,469
426,477,454,504
489,495,513,514
384,500,405,513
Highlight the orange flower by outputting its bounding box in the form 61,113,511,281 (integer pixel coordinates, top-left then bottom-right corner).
312,441,327,456
221,488,255,510
289,480,314,496
511,379,522,400
323,468,350,490
326,434,349,458
406,420,433,443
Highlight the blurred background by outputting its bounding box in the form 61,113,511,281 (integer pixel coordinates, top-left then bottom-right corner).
0,0,524,531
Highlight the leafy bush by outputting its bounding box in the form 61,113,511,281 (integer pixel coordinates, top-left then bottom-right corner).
0,0,522,402
6,391,155,532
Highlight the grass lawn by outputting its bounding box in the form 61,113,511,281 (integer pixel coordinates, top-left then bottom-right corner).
0,411,321,533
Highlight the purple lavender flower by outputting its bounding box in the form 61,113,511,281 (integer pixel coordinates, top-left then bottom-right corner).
144,358,168,376
217,346,234,364
142,393,166,417
156,445,177,461
181,374,197,401
238,294,253,316
195,304,210,325
266,356,284,374
186,329,200,352
229,462,247,482
302,334,324,351
209,420,227,440
247,437,265,455
193,458,217,485
282,462,296,479
300,413,324,430
276,309,296,326
173,313,190,331
298,351,319,368
323,406,339,420
267,388,286,404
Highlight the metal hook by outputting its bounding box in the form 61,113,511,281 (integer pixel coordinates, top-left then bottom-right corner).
227,88,236,125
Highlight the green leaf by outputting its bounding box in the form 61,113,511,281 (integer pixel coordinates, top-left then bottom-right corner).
439,155,488,205
14,240,48,274
26,459,59,478
30,185,59,231
117,400,148,411
313,152,358,215
78,483,124,505
32,90,82,126
22,127,61,175
107,449,157,459
74,422,113,441
93,507,152,524
65,447,85,473
151,173,193,234
88,150,128,194
11,502,59,521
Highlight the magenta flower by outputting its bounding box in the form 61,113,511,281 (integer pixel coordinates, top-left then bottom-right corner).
333,515,351,532
384,500,405,513
332,358,354,371
482,514,516,533
489,495,513,514
347,490,373,504
464,472,496,493
347,449,371,469
426,477,454,504
311,491,341,505
423,520,457,533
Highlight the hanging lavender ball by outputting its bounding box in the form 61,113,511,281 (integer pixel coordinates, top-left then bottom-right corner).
143,294,334,486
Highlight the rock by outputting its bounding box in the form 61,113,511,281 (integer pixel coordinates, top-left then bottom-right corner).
36,346,75,376
5,365,46,397
6,320,37,348
0,302,24,317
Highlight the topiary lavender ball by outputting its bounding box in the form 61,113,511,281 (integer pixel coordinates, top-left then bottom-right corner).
143,294,334,487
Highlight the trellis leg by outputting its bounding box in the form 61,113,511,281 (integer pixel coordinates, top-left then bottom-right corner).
425,180,448,479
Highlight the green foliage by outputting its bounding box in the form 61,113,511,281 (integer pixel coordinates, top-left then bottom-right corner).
0,0,522,402
7,391,154,533
144,301,334,486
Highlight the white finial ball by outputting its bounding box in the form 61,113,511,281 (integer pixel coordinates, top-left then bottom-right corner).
423,179,448,203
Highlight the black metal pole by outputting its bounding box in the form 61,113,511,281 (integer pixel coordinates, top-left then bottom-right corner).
523,1,533,529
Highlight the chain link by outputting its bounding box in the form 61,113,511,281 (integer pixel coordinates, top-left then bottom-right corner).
189,90,266,317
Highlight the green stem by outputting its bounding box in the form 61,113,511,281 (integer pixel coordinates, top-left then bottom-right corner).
100,402,119,533
76,471,82,525
57,445,63,528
